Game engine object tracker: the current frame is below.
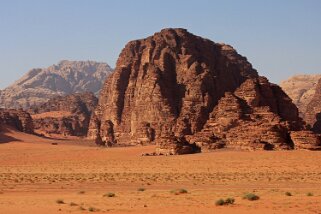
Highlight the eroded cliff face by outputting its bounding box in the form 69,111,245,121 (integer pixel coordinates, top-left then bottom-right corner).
89,28,258,146
188,77,306,151
30,92,97,137
305,78,321,133
0,109,34,134
89,28,319,153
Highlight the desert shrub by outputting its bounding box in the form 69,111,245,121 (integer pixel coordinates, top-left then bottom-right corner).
243,193,260,201
307,192,313,196
103,192,115,197
56,199,65,204
225,197,235,204
88,207,98,212
285,192,292,196
79,206,86,211
215,199,225,206
215,198,235,206
138,187,146,192
69,202,78,206
171,188,188,195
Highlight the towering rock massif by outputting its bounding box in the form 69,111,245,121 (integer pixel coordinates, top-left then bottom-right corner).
30,93,98,137
280,74,321,117
0,109,34,134
305,78,321,133
88,28,258,146
0,60,112,109
89,28,320,152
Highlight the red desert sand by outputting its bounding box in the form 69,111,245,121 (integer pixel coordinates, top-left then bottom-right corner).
0,127,321,214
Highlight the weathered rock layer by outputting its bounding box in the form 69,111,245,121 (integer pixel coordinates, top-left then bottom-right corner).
188,77,305,151
30,92,97,137
0,109,34,133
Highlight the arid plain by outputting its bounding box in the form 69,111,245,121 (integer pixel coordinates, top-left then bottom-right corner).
1,128,321,214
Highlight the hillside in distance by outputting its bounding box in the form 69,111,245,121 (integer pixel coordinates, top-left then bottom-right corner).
0,60,113,109
280,74,321,117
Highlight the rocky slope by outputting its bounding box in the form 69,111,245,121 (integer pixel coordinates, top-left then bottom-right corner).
0,60,112,109
0,109,34,134
89,28,319,153
30,93,98,137
187,77,308,151
280,74,321,116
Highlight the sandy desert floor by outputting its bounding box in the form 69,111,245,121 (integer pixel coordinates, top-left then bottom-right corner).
0,128,321,214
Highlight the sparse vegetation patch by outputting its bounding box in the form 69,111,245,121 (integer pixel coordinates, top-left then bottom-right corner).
215,198,235,206
103,192,115,197
56,199,65,204
171,188,188,195
243,193,260,201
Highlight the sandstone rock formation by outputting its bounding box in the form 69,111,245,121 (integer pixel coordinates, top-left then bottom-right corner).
305,78,321,133
0,109,34,133
88,28,258,149
89,28,320,153
0,60,112,109
30,92,97,137
280,74,321,117
188,77,305,151
290,131,321,150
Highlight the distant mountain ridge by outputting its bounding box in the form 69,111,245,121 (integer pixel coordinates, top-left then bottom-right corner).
280,74,321,116
0,60,113,109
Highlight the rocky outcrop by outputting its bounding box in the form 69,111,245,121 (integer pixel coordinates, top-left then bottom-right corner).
280,74,321,117
290,131,321,150
155,136,201,155
30,93,97,137
0,109,34,133
305,78,321,133
0,60,112,109
188,77,307,151
89,28,319,153
88,28,258,150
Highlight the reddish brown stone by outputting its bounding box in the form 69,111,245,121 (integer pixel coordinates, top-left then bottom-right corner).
0,109,34,133
89,28,258,149
89,28,314,153
188,77,304,151
290,131,321,150
31,92,97,136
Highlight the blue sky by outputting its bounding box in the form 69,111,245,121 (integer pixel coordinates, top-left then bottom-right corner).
0,0,320,89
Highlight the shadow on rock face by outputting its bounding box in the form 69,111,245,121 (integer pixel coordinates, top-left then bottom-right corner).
312,113,321,134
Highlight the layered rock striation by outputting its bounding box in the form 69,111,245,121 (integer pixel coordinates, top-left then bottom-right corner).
188,77,306,151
